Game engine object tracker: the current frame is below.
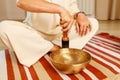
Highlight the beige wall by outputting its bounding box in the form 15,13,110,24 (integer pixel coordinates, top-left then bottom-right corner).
1,0,119,21
95,0,111,20
0,0,25,21
0,0,7,20
95,0,120,20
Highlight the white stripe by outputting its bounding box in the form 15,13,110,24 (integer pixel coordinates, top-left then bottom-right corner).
87,42,120,59
91,38,120,50
44,55,71,80
94,36,120,46
9,50,22,80
90,39,120,52
0,50,7,80
85,46,120,64
83,69,98,80
24,66,32,80
84,49,120,72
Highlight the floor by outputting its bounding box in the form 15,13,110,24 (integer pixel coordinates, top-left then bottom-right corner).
97,20,120,37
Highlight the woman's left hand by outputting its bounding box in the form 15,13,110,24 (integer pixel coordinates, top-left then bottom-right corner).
75,13,92,36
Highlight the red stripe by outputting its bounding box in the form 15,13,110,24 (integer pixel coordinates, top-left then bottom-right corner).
13,52,28,80
29,66,39,80
17,63,28,80
86,64,107,79
5,50,15,80
67,74,78,80
86,44,120,61
39,57,63,80
84,44,120,61
92,57,118,74
12,53,28,80
83,47,118,74
94,36,120,48
91,38,120,50
89,40,120,53
80,71,92,80
96,33,120,43
86,45,120,68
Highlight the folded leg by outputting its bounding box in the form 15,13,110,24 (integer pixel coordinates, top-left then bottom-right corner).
0,20,53,67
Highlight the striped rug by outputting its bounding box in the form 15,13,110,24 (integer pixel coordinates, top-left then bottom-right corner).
0,33,120,80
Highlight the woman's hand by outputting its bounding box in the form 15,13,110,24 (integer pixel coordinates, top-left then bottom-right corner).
75,13,92,36
59,9,74,33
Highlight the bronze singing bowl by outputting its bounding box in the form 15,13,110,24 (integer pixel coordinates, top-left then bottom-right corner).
50,48,91,74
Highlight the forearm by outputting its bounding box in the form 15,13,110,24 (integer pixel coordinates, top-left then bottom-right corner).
17,0,64,14
17,0,74,32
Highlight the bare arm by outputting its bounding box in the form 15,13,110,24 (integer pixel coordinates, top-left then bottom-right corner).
17,0,64,14
17,0,73,32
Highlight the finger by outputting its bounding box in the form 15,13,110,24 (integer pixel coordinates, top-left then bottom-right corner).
75,22,80,33
85,25,91,35
84,23,92,35
84,25,88,36
85,23,92,35
61,23,70,32
86,27,89,35
84,24,89,36
60,20,66,25
81,25,87,36
86,24,92,33
61,22,69,28
89,24,92,32
79,25,84,36
62,20,74,32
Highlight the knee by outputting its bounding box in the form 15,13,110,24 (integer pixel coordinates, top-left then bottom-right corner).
89,18,99,32
0,20,8,34
0,20,15,34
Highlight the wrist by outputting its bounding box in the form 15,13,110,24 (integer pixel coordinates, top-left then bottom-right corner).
58,7,66,17
74,11,86,19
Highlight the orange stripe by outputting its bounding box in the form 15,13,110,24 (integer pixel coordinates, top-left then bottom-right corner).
13,54,28,80
85,44,120,61
93,37,120,50
92,50,120,67
13,52,28,80
18,64,28,80
86,64,107,79
67,74,78,80
39,57,63,80
97,33,120,43
29,66,39,80
92,57,118,74
5,50,15,80
93,36,120,48
80,71,92,80
86,45,120,67
84,47,118,74
90,39,120,53
85,45,120,68
91,38,120,52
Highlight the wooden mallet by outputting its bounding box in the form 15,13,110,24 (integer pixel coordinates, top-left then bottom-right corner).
62,31,69,48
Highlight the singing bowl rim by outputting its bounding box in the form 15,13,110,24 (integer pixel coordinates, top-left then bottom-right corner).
50,48,92,65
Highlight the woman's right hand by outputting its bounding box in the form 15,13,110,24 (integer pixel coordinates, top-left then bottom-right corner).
59,9,74,33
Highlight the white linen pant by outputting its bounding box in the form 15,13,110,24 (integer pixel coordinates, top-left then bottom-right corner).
0,18,99,67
